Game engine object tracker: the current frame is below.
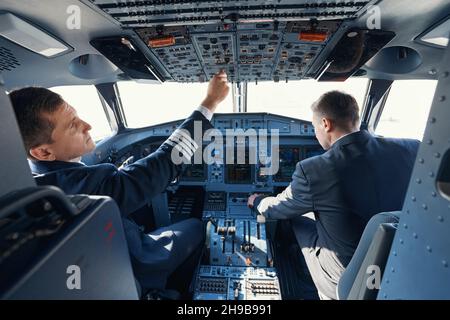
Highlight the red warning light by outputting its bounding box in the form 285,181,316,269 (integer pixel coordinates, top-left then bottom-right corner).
299,31,328,43
148,35,176,48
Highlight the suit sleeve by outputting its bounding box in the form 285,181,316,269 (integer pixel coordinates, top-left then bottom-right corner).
254,161,314,220
94,110,213,215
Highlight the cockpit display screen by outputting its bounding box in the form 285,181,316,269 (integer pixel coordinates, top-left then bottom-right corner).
274,147,301,182
225,147,253,184
181,164,206,181
226,164,252,184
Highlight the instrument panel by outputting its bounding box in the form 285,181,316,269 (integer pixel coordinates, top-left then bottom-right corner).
90,0,374,82
100,113,324,186
92,113,324,300
137,20,340,83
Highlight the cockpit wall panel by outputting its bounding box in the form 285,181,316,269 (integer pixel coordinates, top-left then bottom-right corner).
379,36,450,300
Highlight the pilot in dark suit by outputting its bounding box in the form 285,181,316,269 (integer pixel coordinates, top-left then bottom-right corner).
9,71,230,292
248,91,419,299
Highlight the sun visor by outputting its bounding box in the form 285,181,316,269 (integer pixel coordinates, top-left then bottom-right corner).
90,36,164,82
317,28,395,82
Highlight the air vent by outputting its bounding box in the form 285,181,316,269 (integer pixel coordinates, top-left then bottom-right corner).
0,47,20,72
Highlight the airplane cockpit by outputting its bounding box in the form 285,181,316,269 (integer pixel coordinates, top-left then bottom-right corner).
1,0,450,302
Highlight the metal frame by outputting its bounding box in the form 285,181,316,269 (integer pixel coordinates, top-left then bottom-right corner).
96,82,127,132
360,78,393,132
232,82,247,113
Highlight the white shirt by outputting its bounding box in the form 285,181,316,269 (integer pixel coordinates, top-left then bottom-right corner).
196,105,214,121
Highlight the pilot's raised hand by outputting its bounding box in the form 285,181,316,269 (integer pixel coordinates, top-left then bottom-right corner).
201,70,230,113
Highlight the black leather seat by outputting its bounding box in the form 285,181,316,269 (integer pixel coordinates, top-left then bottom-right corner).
337,211,400,300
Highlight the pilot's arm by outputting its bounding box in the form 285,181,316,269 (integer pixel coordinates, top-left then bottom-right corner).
92,71,229,215
250,161,314,220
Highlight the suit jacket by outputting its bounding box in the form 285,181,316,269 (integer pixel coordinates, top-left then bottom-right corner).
30,110,212,289
255,130,419,269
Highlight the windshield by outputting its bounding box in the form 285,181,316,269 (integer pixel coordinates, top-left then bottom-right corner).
247,78,369,120
118,79,368,128
118,82,233,128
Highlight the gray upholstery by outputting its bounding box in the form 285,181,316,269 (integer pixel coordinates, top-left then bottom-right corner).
337,212,400,300
0,83,36,199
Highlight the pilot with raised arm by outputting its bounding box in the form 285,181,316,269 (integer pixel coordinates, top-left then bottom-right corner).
9,71,230,295
248,91,419,299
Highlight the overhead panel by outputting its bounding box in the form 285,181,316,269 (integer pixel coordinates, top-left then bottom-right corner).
134,20,340,82
90,1,373,82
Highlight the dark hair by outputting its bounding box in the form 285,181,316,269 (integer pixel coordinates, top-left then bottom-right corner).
312,90,360,131
8,87,64,158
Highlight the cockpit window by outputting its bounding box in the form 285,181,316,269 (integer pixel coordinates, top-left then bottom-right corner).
117,82,233,128
50,85,112,141
118,79,368,128
376,80,438,140
247,78,369,120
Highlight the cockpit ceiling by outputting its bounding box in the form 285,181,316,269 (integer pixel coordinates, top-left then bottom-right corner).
90,0,374,83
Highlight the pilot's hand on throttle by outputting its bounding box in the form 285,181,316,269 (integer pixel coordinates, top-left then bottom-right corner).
247,193,262,209
201,70,230,113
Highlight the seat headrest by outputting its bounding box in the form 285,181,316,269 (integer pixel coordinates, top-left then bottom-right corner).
0,83,36,199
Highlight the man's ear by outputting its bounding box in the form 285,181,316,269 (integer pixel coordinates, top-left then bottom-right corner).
29,145,56,161
321,118,333,133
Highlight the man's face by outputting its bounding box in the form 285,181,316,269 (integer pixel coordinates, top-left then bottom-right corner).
45,102,95,161
312,111,331,150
